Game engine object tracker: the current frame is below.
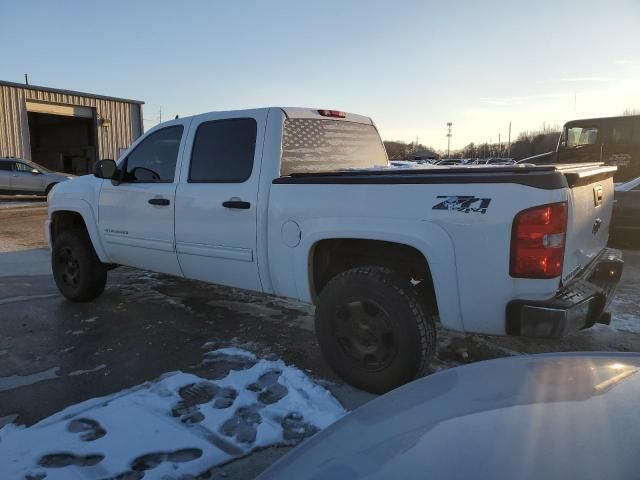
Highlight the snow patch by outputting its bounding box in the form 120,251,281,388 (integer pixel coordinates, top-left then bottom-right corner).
611,313,640,333
0,349,345,480
0,367,60,393
67,364,108,377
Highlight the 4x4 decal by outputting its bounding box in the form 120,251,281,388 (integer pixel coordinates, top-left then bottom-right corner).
432,195,492,214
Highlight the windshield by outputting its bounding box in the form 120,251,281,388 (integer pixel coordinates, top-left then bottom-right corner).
281,119,388,175
566,126,598,148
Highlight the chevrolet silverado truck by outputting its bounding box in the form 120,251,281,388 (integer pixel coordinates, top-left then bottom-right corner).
46,107,624,393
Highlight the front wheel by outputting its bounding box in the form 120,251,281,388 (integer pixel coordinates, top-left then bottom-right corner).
52,230,107,302
315,266,436,393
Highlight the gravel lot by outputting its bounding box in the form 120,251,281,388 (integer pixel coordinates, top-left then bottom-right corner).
0,201,638,478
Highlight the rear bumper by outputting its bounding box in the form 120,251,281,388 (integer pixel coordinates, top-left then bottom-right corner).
506,248,624,338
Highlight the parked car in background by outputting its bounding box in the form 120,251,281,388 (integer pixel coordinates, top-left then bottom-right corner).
610,176,640,245
471,157,516,165
258,353,640,480
521,115,640,182
0,157,74,195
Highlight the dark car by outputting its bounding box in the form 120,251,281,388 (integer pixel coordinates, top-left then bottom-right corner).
258,353,640,480
611,176,640,245
523,115,640,182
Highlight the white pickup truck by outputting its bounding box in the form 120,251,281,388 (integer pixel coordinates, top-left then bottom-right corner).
46,107,623,393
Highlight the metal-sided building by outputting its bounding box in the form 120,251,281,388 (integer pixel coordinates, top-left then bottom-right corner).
0,80,144,175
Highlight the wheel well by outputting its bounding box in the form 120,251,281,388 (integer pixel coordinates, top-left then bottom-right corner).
45,182,58,194
310,239,438,313
50,211,88,245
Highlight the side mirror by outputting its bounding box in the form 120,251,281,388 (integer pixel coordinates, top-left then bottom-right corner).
93,159,118,179
31,168,40,175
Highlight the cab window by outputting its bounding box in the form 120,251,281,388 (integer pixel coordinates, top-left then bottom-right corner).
14,162,36,173
610,120,632,144
566,126,598,148
188,118,257,183
123,126,184,183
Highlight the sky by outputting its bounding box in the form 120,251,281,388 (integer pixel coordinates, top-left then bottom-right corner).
1,0,639,151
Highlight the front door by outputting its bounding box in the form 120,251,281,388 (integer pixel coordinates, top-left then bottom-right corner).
558,124,602,164
175,112,266,291
98,122,188,276
12,161,47,193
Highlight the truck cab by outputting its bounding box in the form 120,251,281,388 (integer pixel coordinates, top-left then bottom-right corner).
556,115,640,182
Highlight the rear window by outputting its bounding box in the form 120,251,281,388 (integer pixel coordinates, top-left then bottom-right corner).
281,119,388,175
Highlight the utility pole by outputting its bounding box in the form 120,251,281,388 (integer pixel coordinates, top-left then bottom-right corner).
159,106,162,124
446,122,453,158
507,122,512,158
24,74,29,85
498,133,501,157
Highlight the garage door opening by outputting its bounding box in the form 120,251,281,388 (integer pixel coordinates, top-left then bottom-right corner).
27,111,97,175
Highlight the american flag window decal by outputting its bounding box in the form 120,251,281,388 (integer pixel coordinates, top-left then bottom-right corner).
281,119,388,176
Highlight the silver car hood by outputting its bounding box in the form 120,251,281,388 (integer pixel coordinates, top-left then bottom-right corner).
259,353,640,480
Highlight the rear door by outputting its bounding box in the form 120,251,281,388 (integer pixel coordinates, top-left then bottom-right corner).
603,118,638,182
0,160,13,190
560,165,617,284
98,121,189,275
174,111,266,291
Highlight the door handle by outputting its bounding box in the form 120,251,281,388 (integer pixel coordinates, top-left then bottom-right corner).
148,198,170,206
222,200,251,209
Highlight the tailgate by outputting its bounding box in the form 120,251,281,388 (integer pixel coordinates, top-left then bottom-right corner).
560,164,617,284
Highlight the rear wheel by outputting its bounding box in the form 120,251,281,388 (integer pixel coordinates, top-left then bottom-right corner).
315,266,436,393
52,230,107,302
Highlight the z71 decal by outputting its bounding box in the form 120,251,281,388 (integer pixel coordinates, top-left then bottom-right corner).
432,196,492,214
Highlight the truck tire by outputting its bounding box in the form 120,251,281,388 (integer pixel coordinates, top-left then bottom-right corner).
52,230,107,302
315,266,436,393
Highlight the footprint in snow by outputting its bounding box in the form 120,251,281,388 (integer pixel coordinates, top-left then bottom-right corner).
281,412,319,442
130,448,203,472
202,351,257,380
67,417,106,441
99,472,145,480
247,369,288,404
172,381,238,423
38,452,104,468
24,473,46,480
219,405,262,444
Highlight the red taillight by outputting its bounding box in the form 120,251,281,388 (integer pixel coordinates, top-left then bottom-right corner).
317,109,346,118
510,202,568,279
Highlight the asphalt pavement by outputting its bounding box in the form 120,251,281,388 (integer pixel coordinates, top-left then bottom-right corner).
1,203,639,478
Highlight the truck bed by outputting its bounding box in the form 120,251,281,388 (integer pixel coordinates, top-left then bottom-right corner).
273,163,616,190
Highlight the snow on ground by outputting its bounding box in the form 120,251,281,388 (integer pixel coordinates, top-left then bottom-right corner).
0,348,346,480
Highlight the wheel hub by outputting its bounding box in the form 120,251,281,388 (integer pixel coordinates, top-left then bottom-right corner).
56,247,80,287
335,299,396,371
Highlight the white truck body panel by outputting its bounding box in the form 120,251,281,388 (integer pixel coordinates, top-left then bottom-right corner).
47,107,619,338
